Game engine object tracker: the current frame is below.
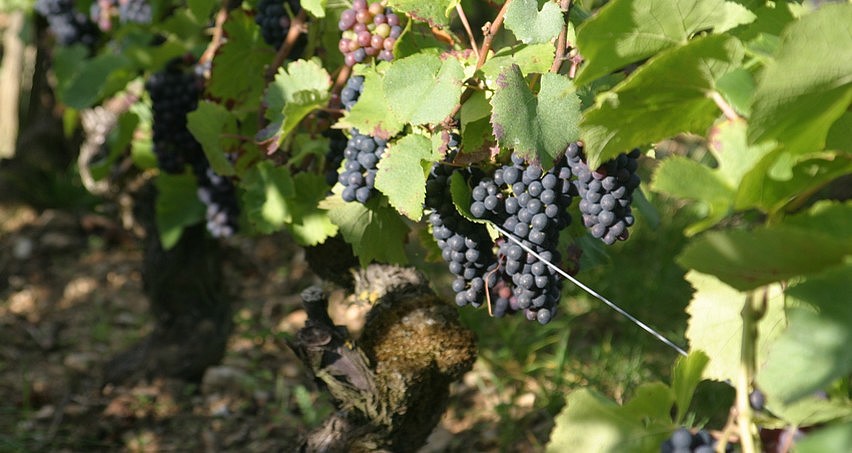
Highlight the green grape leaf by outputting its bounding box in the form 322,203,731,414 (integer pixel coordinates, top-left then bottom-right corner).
678,227,851,292
383,54,465,126
671,351,710,425
480,43,555,80
387,0,453,27
735,150,852,213
574,0,750,85
548,388,667,453
491,66,581,166
188,0,217,21
714,68,755,117
187,101,237,176
337,67,405,140
53,48,135,109
286,172,338,246
262,59,332,144
758,264,852,403
650,155,734,235
241,161,296,234
621,382,675,423
684,272,786,383
208,9,274,114
301,0,327,18
796,422,852,453
748,3,852,155
320,192,409,266
782,201,852,245
580,35,744,169
826,111,852,153
762,394,852,428
504,0,563,44
708,119,776,188
154,172,206,250
375,134,434,221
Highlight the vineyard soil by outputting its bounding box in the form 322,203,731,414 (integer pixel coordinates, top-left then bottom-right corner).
0,203,552,452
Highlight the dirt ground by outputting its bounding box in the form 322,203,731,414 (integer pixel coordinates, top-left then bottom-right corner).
0,203,552,452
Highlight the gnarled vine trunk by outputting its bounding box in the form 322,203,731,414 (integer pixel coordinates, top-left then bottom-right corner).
291,264,477,453
103,183,232,384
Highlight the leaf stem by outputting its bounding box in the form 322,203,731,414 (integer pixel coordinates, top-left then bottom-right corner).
266,8,308,82
710,90,741,121
456,3,480,62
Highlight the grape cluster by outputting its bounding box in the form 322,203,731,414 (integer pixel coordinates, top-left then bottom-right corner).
661,428,731,453
255,0,305,53
338,0,402,66
425,141,498,310
90,0,152,29
334,75,387,204
565,142,640,245
145,61,205,174
197,167,240,238
324,130,349,187
338,131,386,203
147,60,239,238
340,75,364,111
468,154,575,323
35,0,100,47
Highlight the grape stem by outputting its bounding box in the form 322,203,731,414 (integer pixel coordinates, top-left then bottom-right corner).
710,90,741,121
474,0,513,71
549,0,573,73
199,0,230,66
266,8,308,81
456,3,480,62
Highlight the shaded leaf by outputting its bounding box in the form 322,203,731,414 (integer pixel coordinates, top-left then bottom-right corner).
758,264,852,403
155,172,205,250
337,67,405,139
580,35,744,169
748,4,852,154
575,0,749,85
187,101,237,176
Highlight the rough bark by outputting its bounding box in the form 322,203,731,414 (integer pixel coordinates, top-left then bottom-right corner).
103,183,232,384
291,265,477,453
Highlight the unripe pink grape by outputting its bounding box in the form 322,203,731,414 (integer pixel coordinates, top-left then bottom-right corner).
371,34,384,49
368,2,383,16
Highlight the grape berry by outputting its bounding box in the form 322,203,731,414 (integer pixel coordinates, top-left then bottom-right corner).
565,142,640,245
661,428,731,453
146,59,240,238
255,0,305,54
35,0,101,47
338,0,401,66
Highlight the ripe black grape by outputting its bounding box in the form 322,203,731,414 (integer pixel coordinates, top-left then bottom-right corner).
660,428,731,453
146,60,205,174
425,153,498,310
35,0,100,47
338,1,401,66
147,60,240,238
255,0,305,54
340,75,364,111
467,153,575,324
338,130,385,204
565,142,640,245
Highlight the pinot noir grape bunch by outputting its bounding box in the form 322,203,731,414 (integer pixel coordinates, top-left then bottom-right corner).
146,60,205,174
565,142,641,245
255,0,305,52
147,60,240,238
425,139,498,311
338,0,402,66
338,130,385,204
35,0,100,47
469,153,576,324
